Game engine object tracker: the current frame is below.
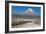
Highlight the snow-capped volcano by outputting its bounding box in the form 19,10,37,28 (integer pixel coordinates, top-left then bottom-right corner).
23,8,36,16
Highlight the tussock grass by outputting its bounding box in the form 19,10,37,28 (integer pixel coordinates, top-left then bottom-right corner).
12,21,32,26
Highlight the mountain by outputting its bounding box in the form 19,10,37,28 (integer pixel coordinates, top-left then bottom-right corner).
22,8,36,16
12,8,36,16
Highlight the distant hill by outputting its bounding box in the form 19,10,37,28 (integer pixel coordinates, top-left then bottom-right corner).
12,14,40,19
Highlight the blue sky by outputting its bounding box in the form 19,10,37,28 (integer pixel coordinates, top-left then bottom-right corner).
12,6,41,16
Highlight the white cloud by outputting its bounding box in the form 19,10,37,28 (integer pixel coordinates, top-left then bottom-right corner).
23,8,35,15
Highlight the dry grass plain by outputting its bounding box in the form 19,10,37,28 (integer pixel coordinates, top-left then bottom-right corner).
12,18,41,28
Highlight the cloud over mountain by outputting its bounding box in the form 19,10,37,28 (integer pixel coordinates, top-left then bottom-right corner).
22,8,36,16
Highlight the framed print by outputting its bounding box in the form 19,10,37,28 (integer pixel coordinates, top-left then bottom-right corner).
5,1,45,33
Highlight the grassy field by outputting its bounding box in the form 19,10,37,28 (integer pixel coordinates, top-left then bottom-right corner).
12,18,41,28
12,21,32,26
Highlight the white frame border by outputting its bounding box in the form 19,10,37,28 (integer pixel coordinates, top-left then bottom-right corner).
9,3,43,31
